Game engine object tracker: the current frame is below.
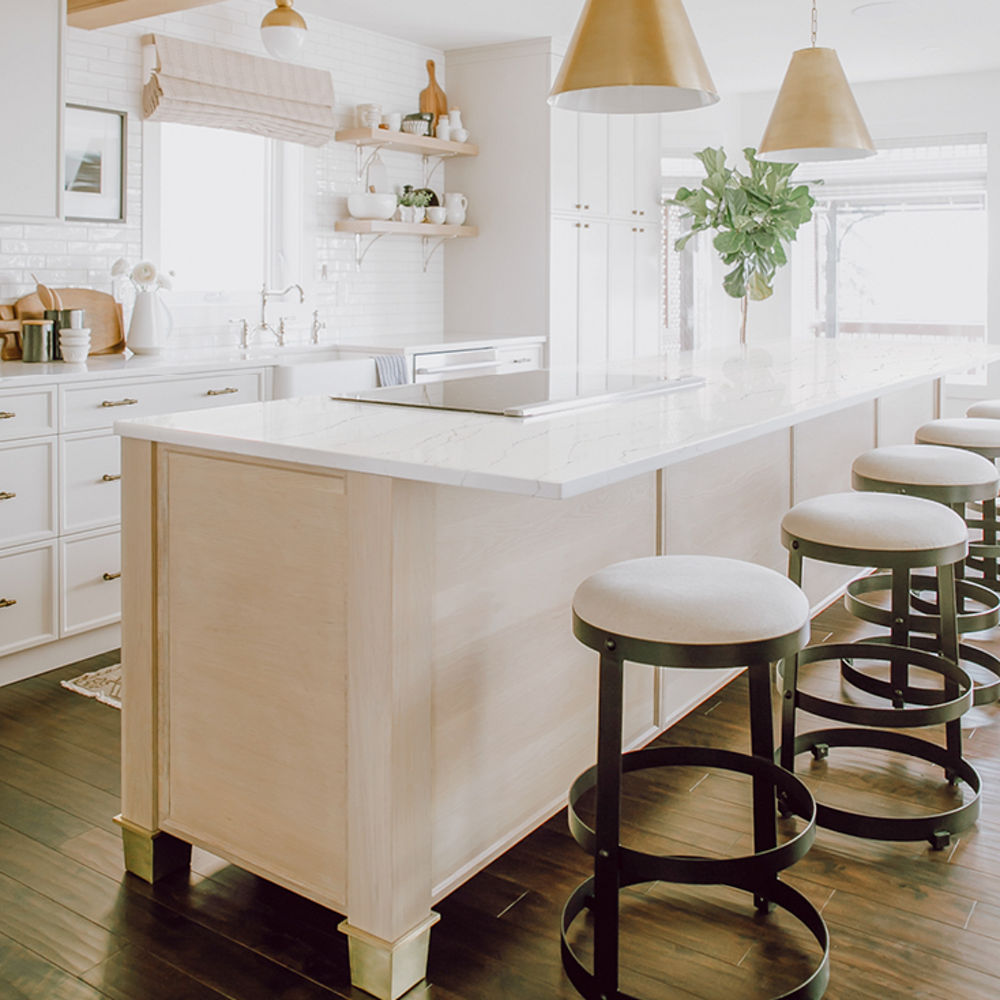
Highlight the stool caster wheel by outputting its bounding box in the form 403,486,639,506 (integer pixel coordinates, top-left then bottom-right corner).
929,830,951,851
810,743,830,761
754,893,775,915
944,768,961,787
892,689,905,710
777,791,795,819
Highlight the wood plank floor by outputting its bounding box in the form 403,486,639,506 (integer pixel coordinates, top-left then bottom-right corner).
3,600,1000,999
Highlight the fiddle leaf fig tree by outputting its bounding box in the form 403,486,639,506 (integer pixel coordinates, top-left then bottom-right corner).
668,147,816,345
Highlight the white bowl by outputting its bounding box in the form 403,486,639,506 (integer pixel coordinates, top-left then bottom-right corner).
61,344,89,363
347,193,397,220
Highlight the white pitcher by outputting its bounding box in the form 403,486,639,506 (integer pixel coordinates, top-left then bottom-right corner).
127,289,173,355
444,192,468,226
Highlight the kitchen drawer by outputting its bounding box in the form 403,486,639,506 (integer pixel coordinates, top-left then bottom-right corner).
61,528,121,635
60,369,265,432
412,345,543,383
0,540,57,656
0,387,57,441
495,344,543,371
0,437,57,548
61,432,121,534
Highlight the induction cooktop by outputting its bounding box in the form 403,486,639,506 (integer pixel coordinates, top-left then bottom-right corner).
334,369,704,418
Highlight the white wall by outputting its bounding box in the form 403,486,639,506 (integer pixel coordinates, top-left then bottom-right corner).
0,0,447,351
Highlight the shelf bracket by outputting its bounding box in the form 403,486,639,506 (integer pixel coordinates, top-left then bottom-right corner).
353,232,388,270
422,154,447,188
355,143,390,185
421,235,456,272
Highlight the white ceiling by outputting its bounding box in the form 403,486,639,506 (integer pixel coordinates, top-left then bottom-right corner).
296,0,1000,92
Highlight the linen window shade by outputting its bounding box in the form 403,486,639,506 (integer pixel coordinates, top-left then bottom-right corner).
142,34,336,147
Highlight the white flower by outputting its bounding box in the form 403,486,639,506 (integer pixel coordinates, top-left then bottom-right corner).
131,261,158,287
156,271,173,291
110,257,130,277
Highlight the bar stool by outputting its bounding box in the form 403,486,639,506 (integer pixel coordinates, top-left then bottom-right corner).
966,401,1000,419
779,492,980,849
562,555,829,1000
850,444,1000,705
915,418,1000,591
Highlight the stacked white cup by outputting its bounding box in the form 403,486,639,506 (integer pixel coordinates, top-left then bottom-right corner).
59,327,91,363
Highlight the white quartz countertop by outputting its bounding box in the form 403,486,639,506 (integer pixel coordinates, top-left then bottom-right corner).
333,334,545,356
115,339,1000,500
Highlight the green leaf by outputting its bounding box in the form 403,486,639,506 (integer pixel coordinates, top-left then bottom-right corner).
748,271,773,301
723,264,747,299
713,230,744,254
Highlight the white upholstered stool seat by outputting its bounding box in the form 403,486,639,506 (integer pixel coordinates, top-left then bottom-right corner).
915,418,1000,460
572,555,809,653
852,445,999,502
966,400,1000,419
781,492,968,564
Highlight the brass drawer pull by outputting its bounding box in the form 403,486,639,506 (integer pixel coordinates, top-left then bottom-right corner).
100,398,138,408
0,598,15,608
102,572,121,582
101,474,121,483
206,387,239,396
0,491,15,501
0,411,14,420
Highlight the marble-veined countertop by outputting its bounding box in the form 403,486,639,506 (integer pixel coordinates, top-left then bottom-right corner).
115,338,1000,499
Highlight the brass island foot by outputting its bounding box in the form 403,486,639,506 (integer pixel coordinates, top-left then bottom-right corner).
116,815,192,883
338,913,440,1000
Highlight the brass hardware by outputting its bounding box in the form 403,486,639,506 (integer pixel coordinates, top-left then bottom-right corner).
639,227,645,233
632,227,637,232
632,209,637,215
0,491,14,501
102,571,121,581
0,598,15,608
0,411,14,420
101,473,121,482
206,387,239,396
583,223,590,228
575,222,581,228
583,204,590,210
639,210,645,216
575,203,581,209
101,398,138,408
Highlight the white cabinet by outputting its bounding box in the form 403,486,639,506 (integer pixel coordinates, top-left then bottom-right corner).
0,0,62,222
0,541,58,656
0,438,58,547
0,388,58,442
61,432,121,534
61,528,121,635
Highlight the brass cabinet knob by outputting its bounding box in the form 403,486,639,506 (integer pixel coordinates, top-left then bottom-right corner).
206,387,239,396
101,474,121,483
100,398,138,408
102,572,121,582
0,598,15,608
0,411,14,420
0,491,15,501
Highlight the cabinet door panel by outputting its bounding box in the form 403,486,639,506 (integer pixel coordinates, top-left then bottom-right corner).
608,117,635,220
577,222,609,376
0,542,57,656
62,432,121,533
577,115,609,216
550,108,579,214
61,529,121,635
633,224,662,357
0,438,57,548
607,223,636,361
549,218,581,372
0,0,61,221
632,115,662,219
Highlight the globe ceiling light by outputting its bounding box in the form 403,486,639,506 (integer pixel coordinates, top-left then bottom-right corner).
261,0,307,61
758,0,876,162
548,0,718,114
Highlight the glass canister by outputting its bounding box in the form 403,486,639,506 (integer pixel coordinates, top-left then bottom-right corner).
21,319,54,362
44,309,62,360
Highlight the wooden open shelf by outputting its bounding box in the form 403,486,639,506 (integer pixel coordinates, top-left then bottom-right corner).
335,127,478,158
335,220,478,237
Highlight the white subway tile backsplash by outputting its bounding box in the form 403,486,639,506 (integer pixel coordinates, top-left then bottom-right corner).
2,0,449,351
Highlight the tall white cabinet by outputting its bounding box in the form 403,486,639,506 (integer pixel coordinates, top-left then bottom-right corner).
0,0,63,222
444,39,664,375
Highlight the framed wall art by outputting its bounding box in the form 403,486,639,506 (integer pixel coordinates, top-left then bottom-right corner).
64,104,126,222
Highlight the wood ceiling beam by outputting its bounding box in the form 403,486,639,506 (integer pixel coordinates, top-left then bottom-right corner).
67,0,223,30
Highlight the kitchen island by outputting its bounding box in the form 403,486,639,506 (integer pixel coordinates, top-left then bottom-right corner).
115,338,998,1000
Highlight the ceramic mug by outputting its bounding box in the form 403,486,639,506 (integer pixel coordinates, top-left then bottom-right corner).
426,206,447,225
383,112,402,131
444,192,468,225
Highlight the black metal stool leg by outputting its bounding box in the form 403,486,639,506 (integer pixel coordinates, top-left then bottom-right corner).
747,661,777,913
594,651,624,999
938,563,965,764
890,567,910,707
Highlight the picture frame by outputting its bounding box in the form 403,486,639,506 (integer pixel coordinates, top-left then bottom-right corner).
64,104,126,223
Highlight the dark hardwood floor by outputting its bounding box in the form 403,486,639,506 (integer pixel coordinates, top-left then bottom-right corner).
3,599,1000,999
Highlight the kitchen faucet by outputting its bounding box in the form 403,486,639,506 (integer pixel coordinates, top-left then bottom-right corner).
256,283,305,345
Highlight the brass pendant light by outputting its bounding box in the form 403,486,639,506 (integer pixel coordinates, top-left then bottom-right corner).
548,0,718,114
758,0,875,162
261,0,307,60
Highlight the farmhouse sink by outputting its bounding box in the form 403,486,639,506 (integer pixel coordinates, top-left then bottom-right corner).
271,356,378,399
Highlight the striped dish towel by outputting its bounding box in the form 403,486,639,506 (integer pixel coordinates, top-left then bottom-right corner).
374,354,410,386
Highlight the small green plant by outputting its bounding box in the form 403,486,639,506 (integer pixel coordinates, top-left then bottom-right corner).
668,147,816,344
398,185,433,208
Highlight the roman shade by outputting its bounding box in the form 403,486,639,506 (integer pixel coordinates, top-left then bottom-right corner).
141,33,335,147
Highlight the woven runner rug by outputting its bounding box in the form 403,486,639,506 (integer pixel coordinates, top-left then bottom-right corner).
61,663,122,709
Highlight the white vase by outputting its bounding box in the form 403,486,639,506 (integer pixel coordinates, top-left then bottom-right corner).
127,289,173,355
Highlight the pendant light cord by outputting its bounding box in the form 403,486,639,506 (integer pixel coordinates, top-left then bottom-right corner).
811,0,818,47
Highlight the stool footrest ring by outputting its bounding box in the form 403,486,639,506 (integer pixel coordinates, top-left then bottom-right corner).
844,634,1000,707
794,642,973,727
568,745,817,886
560,873,830,1000
782,727,981,843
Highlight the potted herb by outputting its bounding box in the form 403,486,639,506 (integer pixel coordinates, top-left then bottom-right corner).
397,185,434,223
668,147,816,345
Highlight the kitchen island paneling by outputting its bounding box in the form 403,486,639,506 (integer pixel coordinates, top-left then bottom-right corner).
114,339,1000,1000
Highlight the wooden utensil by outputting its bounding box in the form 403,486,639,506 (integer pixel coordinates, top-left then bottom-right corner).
31,273,57,311
15,288,125,356
419,59,447,129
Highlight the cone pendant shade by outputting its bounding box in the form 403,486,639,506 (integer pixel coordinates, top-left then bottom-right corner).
548,0,718,114
758,47,875,162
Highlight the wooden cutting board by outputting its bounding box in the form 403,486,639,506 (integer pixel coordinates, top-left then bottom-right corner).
419,59,447,129
14,288,125,357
